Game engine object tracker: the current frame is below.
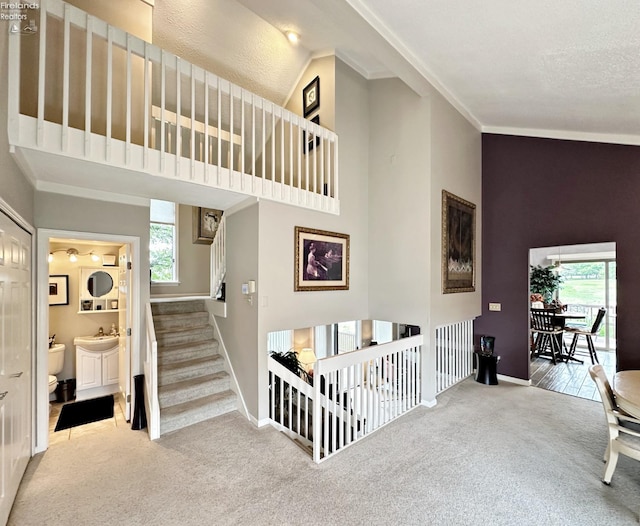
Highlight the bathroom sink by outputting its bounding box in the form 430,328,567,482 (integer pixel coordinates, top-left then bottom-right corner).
74,335,119,352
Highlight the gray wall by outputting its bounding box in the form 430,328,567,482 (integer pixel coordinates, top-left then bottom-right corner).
252,58,371,421
367,79,482,402
151,204,210,296
215,204,259,416
368,78,430,325
428,88,482,327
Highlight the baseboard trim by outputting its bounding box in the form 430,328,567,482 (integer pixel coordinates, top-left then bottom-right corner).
421,398,437,408
497,374,531,386
253,416,271,428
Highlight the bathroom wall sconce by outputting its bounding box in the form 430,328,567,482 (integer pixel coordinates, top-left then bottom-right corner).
48,248,102,263
284,30,299,44
241,280,256,305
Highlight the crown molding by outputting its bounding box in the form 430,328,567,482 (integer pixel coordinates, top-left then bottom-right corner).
482,125,640,146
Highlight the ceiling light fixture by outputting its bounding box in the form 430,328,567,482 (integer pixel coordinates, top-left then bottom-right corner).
285,30,299,44
67,248,78,263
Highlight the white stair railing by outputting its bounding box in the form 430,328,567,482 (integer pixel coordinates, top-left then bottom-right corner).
7,0,340,214
268,357,314,449
210,214,226,298
144,303,160,440
435,319,475,394
267,335,423,463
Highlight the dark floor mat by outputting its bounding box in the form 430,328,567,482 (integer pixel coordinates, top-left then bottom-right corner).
54,395,114,432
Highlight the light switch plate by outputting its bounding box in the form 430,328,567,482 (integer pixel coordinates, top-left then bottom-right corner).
488,303,501,312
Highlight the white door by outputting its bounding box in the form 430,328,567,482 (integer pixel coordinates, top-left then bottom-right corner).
118,245,131,420
0,210,32,525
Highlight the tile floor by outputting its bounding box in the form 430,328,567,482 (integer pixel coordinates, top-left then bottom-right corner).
48,397,127,446
530,343,616,402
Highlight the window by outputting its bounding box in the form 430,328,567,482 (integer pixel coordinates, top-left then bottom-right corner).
150,200,177,283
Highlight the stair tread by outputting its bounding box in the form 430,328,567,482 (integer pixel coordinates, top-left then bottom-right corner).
160,390,236,418
158,371,228,395
157,338,218,354
153,312,209,325
158,355,223,373
155,325,213,336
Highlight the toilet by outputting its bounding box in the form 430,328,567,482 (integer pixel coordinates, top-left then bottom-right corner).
48,343,65,399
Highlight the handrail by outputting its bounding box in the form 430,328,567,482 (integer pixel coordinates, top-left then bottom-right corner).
8,0,340,214
268,336,423,463
210,214,226,298
313,335,423,462
144,303,160,439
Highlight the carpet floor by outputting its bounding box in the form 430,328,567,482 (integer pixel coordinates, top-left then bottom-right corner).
9,378,640,525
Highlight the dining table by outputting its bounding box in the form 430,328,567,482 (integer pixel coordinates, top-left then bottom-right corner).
613,370,640,420
542,311,587,362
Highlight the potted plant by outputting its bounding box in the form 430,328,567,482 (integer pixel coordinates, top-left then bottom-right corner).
529,265,563,306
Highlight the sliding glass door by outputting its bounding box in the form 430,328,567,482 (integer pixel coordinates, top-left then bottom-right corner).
556,260,616,351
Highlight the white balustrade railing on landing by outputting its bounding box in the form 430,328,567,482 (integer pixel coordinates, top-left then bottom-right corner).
268,335,423,463
210,214,226,298
144,303,160,440
8,0,339,214
435,319,475,394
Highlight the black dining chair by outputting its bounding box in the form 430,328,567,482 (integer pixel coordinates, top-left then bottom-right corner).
530,308,564,364
564,307,606,364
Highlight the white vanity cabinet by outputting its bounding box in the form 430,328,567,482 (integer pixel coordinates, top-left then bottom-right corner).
75,343,120,401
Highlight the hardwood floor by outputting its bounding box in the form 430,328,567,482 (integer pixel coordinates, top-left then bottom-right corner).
530,345,616,402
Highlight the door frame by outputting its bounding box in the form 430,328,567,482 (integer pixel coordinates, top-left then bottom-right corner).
36,229,141,453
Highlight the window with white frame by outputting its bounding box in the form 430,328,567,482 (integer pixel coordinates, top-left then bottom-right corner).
150,200,178,283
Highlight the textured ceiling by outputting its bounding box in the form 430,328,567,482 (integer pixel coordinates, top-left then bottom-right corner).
348,0,640,142
162,0,640,144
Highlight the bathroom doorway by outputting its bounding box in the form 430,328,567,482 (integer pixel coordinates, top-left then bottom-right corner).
529,242,617,400
37,229,141,452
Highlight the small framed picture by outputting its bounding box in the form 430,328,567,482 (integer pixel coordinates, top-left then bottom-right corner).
294,226,349,292
302,76,320,117
49,275,69,306
193,207,223,245
303,115,321,154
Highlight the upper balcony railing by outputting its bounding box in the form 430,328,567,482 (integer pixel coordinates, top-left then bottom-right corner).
7,0,339,214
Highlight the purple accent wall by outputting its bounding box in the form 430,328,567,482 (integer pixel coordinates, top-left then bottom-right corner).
476,134,640,379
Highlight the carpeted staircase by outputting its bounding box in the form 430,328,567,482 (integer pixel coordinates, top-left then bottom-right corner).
151,300,236,435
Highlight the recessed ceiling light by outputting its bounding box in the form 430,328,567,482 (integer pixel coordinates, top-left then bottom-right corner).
285,30,299,44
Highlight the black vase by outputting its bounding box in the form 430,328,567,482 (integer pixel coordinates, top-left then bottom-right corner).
131,374,147,430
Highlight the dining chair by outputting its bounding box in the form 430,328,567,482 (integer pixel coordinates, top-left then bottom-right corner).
588,365,640,484
530,308,563,364
565,307,606,364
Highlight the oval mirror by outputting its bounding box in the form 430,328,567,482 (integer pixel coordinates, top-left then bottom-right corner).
87,271,113,298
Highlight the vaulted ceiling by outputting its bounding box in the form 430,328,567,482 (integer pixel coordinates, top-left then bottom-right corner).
156,0,640,145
